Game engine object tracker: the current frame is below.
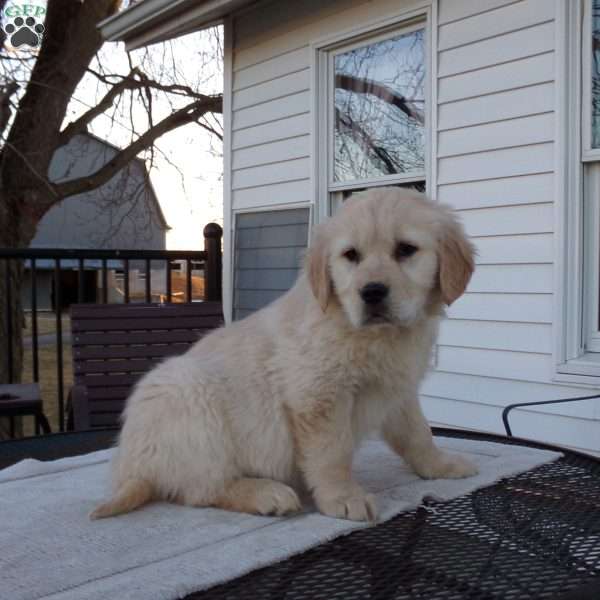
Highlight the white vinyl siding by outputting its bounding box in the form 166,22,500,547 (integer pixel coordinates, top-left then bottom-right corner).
437,53,554,103
437,173,554,209
437,114,554,157
231,46,311,210
434,0,598,454
438,84,554,130
227,0,600,455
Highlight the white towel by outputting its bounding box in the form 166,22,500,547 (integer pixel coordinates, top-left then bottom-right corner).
0,437,561,600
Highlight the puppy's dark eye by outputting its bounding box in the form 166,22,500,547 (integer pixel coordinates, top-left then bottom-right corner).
395,242,418,261
343,248,360,263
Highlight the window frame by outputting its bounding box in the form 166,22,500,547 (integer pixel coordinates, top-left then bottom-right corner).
584,164,600,352
582,1,600,354
311,4,434,225
555,0,600,382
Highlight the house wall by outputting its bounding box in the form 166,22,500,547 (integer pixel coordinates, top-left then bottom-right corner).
226,0,600,455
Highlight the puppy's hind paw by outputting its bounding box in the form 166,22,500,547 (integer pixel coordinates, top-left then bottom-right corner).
414,451,478,480
216,478,302,517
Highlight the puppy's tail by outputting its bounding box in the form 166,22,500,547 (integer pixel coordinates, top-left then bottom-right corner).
90,478,153,520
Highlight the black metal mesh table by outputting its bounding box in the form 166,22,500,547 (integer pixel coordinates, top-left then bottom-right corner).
1,428,599,600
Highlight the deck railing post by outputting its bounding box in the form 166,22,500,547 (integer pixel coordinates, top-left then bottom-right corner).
203,223,223,302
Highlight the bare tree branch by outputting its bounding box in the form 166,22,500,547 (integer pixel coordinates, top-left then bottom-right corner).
0,81,19,139
335,73,424,124
59,69,142,146
60,66,224,148
335,107,398,174
87,66,214,100
195,117,223,141
55,95,222,199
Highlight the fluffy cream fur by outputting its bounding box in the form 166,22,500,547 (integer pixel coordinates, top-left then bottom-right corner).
92,187,478,522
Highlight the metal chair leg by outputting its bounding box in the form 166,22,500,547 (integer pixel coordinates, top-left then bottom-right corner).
37,412,51,434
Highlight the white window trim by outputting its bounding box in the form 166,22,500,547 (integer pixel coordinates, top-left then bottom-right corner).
310,2,435,227
554,0,600,384
584,165,600,352
223,15,234,324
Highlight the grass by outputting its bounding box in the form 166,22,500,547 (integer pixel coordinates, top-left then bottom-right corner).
24,312,71,337
21,346,73,435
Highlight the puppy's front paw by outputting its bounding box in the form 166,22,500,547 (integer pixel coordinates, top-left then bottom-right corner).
315,485,377,522
413,451,478,480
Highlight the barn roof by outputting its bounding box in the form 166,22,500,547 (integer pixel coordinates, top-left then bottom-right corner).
79,131,170,232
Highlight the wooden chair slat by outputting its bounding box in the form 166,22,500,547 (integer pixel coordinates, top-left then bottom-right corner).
87,399,129,412
75,358,161,375
72,330,206,346
70,302,223,319
85,387,131,401
71,316,223,332
74,345,189,360
76,374,143,388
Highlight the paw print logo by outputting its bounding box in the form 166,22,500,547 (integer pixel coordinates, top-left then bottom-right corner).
3,16,44,49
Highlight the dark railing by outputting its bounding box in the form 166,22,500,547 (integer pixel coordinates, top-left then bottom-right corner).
1,223,223,433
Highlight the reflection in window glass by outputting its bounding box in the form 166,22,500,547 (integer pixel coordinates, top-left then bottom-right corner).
593,0,600,147
333,28,425,182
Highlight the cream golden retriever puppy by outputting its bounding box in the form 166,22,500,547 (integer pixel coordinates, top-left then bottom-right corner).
92,187,477,522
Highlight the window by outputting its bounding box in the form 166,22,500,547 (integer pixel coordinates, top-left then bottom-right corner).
557,0,600,378
316,17,428,216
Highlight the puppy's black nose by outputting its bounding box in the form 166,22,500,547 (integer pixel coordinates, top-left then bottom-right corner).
360,282,389,305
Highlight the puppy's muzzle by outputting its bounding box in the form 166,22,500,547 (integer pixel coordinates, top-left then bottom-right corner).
360,282,389,305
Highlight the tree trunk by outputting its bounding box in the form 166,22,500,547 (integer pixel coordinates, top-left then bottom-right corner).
0,261,24,439
0,182,50,374
0,0,121,418
0,194,29,438
0,258,23,386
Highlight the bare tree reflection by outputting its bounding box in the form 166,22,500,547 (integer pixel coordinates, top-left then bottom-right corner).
334,29,425,181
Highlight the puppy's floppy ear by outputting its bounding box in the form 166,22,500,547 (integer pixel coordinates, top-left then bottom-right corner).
306,226,333,312
438,217,475,306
